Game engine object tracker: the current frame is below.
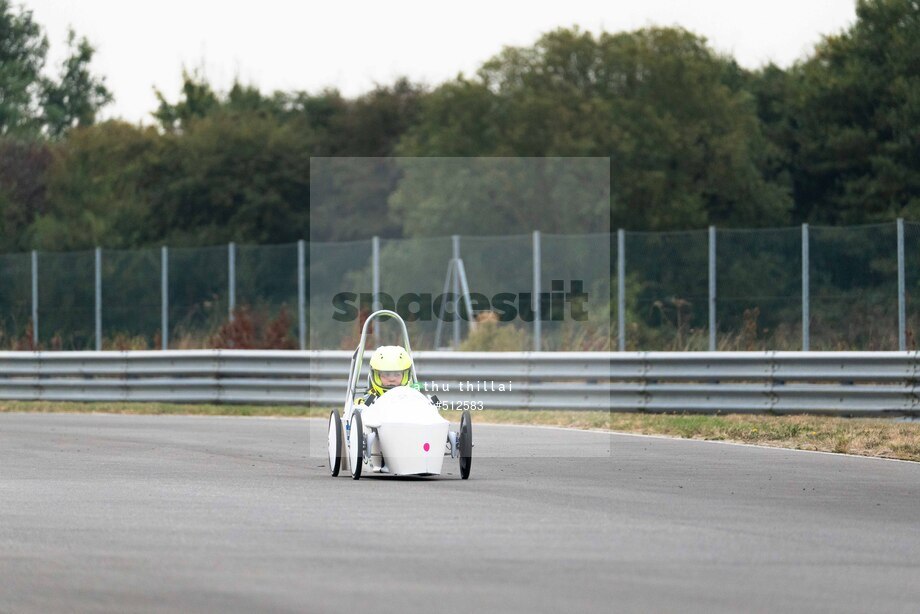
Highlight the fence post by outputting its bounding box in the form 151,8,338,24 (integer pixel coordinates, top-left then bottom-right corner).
617,229,625,352
372,236,380,338
709,225,716,351
802,223,810,351
228,242,236,321
898,218,906,351
31,249,38,347
298,239,306,350
452,235,460,349
161,246,168,350
95,247,102,351
533,230,541,351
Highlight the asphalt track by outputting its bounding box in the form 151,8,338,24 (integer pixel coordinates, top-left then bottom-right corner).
2,413,920,613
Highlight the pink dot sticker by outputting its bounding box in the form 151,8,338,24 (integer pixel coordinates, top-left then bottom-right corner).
423,443,430,452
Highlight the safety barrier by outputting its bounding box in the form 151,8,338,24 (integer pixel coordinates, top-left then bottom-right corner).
0,351,918,415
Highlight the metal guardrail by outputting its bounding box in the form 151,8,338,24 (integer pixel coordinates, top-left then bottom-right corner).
1,351,919,415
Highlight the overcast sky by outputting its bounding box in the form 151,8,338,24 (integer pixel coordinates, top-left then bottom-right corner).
22,0,858,124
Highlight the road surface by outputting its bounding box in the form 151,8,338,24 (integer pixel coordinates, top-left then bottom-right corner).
2,413,919,613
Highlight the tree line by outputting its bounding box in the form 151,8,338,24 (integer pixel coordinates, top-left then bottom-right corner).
0,0,917,252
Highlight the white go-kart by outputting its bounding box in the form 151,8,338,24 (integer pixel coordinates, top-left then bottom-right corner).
327,310,473,480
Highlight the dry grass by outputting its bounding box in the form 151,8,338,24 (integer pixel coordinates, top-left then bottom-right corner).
2,402,918,462
447,410,920,462
0,401,326,418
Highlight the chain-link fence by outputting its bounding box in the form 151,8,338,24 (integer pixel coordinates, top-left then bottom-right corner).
1,221,917,351
0,251,31,348
717,227,802,350
624,230,709,350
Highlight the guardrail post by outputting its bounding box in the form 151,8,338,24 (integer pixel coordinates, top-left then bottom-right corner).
31,249,38,347
617,229,625,352
298,239,306,350
452,235,460,349
802,223,810,351
898,218,906,351
95,247,102,351
161,246,168,350
228,242,236,321
372,236,380,338
709,225,716,351
533,230,541,351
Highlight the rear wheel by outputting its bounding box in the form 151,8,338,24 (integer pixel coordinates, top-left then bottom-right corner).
328,411,342,477
459,410,472,479
349,412,365,480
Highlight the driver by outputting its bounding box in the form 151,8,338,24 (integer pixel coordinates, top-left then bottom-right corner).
359,345,413,405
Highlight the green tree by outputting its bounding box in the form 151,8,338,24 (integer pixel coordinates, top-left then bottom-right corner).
41,30,113,138
396,27,792,234
153,71,220,132
0,138,52,250
0,0,47,136
144,110,313,245
308,79,426,240
150,75,427,243
31,121,161,250
788,0,920,223
0,1,109,138
744,64,796,212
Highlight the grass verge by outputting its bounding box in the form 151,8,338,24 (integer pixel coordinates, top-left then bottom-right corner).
0,401,327,418
2,402,918,462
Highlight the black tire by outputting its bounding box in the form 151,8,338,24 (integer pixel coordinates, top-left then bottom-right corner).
328,410,342,477
350,412,364,480
340,414,349,469
459,409,472,479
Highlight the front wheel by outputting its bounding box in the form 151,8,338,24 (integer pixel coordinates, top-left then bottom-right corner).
349,412,365,480
459,409,472,479
328,410,343,477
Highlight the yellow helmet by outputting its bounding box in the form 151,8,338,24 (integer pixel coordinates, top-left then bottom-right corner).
368,345,413,396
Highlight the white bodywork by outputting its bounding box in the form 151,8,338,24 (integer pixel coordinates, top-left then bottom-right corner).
333,309,468,480
360,386,449,476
